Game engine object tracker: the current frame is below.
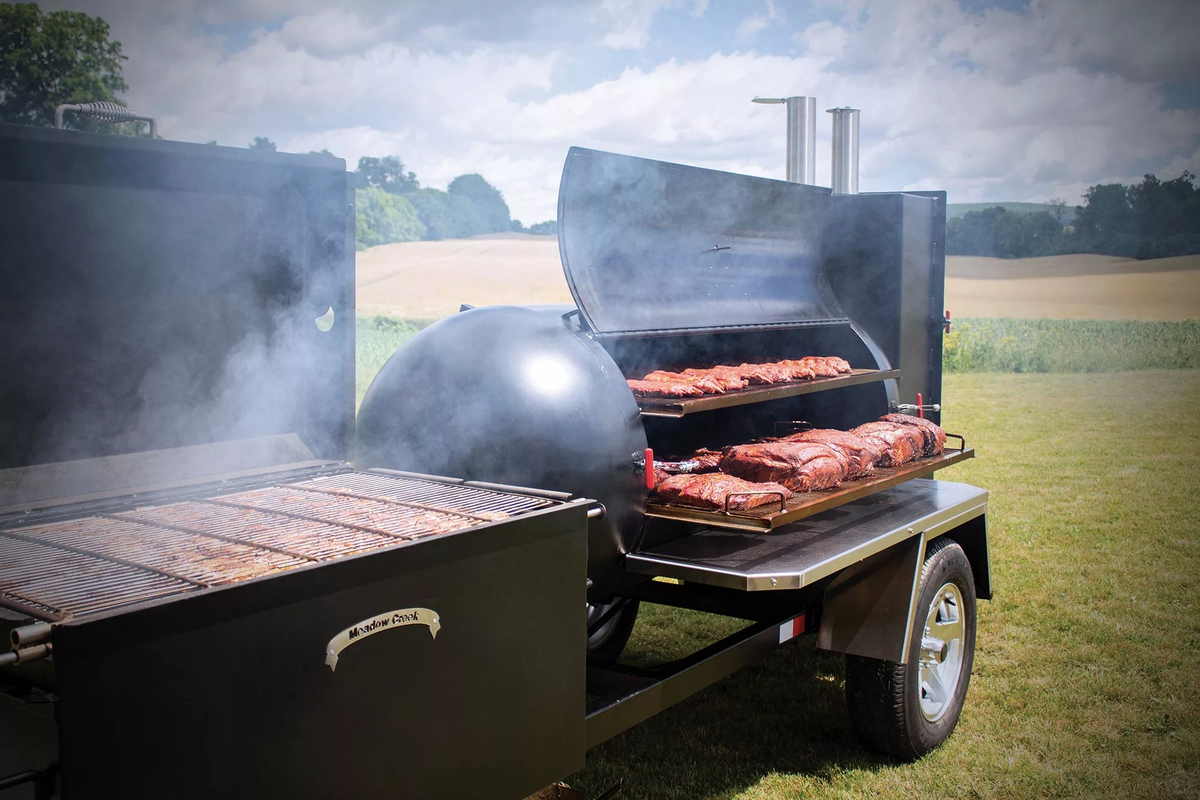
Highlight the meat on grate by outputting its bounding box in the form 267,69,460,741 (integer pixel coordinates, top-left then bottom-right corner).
850,422,924,467
878,414,947,456
681,367,749,391
783,428,883,479
719,441,848,492
627,378,703,397
643,370,727,394
654,473,792,511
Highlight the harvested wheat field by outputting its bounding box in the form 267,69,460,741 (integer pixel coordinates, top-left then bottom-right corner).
356,236,1200,321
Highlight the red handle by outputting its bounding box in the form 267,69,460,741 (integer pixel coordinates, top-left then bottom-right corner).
944,310,951,334
916,392,924,419
645,448,655,490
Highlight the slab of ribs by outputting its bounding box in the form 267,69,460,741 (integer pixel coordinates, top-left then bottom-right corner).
652,416,948,512
627,356,852,398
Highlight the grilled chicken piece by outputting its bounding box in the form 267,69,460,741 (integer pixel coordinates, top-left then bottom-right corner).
654,473,792,511
719,441,848,492
850,421,924,466
643,370,726,394
734,362,795,384
682,367,749,391
878,414,947,456
627,379,703,398
783,428,884,479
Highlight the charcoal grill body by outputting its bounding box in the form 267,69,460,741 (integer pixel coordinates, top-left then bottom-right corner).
1,470,586,800
0,125,590,800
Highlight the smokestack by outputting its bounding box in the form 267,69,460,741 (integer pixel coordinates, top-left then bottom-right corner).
752,95,817,185
827,107,860,194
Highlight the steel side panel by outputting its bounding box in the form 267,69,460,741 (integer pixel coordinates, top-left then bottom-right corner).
626,480,987,591
51,504,587,800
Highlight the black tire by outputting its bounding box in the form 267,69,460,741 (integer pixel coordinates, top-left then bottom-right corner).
586,598,640,664
844,536,977,760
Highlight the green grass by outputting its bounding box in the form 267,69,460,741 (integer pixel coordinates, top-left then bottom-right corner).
355,315,424,406
944,319,1200,373
567,371,1200,799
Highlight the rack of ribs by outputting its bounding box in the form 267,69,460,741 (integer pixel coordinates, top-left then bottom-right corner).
626,379,703,397
878,414,947,456
643,370,728,394
654,472,792,511
719,441,848,492
849,422,924,467
783,428,884,479
681,366,749,391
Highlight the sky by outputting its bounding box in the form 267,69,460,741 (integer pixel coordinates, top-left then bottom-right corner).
42,0,1200,224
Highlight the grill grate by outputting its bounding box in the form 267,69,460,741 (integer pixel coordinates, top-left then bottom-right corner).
0,471,558,622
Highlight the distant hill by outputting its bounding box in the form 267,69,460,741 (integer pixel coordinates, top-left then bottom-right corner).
947,202,1075,223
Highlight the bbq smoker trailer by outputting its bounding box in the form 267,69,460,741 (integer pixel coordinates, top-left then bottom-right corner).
0,122,990,799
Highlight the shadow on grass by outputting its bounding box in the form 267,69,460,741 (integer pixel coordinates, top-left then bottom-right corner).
568,635,891,800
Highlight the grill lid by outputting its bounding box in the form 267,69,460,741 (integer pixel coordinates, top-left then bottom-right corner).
556,147,848,336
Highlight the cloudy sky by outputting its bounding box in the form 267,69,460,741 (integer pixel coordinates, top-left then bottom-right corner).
44,0,1200,223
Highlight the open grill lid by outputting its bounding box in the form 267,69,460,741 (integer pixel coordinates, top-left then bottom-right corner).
557,147,848,337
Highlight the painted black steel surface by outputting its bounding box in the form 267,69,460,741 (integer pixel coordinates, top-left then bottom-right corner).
557,147,846,335
10,499,587,800
0,124,355,468
356,306,648,593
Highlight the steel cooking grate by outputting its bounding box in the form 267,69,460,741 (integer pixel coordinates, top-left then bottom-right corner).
0,470,561,622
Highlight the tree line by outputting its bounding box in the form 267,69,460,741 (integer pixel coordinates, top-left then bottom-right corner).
247,142,556,249
947,172,1200,259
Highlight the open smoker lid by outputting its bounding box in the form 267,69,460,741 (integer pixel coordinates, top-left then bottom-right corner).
557,147,848,336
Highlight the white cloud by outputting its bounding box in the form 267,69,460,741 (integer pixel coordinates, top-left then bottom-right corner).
735,0,783,43
45,0,1200,222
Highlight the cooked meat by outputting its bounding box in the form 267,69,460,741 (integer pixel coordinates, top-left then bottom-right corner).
654,473,792,511
850,421,924,466
682,367,749,391
819,356,852,373
690,447,724,472
735,362,794,384
643,370,726,394
792,357,840,377
653,467,672,487
783,428,883,479
627,379,703,398
778,361,818,380
719,441,848,492
878,414,947,456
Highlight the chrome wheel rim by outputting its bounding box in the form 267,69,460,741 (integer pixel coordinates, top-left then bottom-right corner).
918,582,965,722
586,598,626,648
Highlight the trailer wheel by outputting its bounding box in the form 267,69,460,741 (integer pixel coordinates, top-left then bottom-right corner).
844,536,977,760
586,598,640,664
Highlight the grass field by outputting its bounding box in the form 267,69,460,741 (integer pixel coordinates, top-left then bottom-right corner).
566,371,1200,799
355,239,1200,322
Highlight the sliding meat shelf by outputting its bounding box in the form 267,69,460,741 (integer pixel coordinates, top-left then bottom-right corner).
636,368,900,418
644,435,974,532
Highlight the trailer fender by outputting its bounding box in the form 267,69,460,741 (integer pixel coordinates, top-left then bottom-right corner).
818,516,990,663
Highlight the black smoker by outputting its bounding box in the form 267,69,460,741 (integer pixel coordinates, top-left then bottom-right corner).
1,123,991,800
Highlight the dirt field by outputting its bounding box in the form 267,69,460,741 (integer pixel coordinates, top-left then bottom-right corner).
356,236,1200,321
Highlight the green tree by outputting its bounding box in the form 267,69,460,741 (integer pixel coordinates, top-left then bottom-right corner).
0,3,130,132
355,187,425,250
248,136,277,151
356,155,419,194
447,173,511,233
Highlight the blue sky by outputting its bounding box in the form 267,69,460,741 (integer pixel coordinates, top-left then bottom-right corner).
47,0,1200,222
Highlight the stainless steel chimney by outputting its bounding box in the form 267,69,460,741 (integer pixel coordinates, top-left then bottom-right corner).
827,107,860,194
752,95,816,184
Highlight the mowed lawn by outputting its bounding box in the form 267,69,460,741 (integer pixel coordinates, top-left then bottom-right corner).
565,370,1200,799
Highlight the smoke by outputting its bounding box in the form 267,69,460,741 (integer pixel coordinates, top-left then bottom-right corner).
0,129,352,500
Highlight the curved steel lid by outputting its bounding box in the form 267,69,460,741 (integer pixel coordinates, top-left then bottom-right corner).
557,147,847,336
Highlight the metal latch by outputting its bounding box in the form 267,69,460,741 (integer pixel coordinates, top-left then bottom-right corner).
896,392,940,419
